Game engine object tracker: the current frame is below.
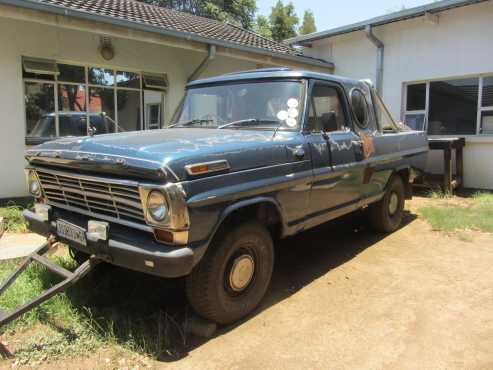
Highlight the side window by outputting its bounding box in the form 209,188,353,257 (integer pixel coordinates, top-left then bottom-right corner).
351,88,369,128
308,84,346,133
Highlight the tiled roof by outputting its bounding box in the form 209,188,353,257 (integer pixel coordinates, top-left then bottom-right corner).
29,0,302,56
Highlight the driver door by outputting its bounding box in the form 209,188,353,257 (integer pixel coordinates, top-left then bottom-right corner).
305,81,363,224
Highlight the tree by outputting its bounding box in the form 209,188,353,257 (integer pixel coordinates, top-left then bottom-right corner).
299,9,316,35
139,0,257,30
254,15,272,38
269,0,298,42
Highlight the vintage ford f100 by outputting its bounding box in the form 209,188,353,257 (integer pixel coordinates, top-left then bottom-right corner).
24,68,428,324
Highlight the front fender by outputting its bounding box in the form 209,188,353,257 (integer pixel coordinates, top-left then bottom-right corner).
208,196,287,246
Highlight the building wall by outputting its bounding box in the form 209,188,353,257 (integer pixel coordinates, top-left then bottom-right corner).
303,1,493,189
0,17,263,199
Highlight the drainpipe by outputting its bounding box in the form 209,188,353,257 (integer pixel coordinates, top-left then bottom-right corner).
364,25,384,95
187,44,216,82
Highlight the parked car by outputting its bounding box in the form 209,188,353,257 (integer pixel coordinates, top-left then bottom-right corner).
26,112,115,145
23,68,428,324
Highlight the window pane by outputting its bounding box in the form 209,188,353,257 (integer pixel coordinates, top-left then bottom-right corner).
406,83,426,111
59,113,88,136
58,64,85,83
404,113,425,131
23,57,58,76
144,90,163,129
117,90,141,132
24,82,55,137
143,73,167,90
89,87,115,134
58,84,86,112
308,85,345,132
117,71,140,89
481,111,493,134
482,77,493,107
88,67,115,86
428,79,478,135
351,89,369,128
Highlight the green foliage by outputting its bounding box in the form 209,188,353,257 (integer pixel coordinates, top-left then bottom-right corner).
299,9,316,35
139,0,257,29
0,252,190,363
254,15,272,38
419,192,493,233
0,206,28,233
269,0,298,41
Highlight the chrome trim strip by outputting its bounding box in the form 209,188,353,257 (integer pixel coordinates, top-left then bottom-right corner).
34,167,141,187
46,200,154,233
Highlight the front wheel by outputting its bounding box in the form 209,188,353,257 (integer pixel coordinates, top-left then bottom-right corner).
186,221,274,324
368,175,405,233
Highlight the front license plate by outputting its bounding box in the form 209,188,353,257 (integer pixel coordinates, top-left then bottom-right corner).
56,220,87,246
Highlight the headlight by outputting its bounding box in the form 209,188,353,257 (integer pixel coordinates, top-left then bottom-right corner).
147,190,168,222
28,171,42,197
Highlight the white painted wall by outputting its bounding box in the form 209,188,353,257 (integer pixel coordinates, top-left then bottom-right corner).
304,1,493,189
0,17,265,199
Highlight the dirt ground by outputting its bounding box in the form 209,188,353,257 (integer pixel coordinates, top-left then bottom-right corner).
3,196,493,369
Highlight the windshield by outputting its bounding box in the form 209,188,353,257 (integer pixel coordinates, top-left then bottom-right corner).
173,80,305,130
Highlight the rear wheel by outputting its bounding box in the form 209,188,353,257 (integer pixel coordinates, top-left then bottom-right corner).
368,175,405,233
186,221,274,324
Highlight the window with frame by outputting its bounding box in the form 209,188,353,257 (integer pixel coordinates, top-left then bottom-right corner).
307,84,346,133
23,57,167,144
403,75,493,135
403,83,427,131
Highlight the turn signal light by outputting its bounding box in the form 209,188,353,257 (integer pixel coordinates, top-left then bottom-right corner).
189,164,209,175
154,229,174,244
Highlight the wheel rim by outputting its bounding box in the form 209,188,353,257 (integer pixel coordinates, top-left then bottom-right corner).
228,254,255,292
388,192,399,215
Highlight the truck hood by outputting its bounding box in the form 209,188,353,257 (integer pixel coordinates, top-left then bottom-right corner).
26,128,300,182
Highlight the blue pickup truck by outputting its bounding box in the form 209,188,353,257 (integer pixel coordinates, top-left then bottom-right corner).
23,68,428,324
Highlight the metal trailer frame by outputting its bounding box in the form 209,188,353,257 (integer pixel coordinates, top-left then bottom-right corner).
0,240,100,328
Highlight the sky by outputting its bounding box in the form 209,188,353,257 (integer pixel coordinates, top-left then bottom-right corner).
256,0,435,31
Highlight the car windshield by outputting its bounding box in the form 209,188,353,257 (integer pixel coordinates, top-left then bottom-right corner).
173,80,305,130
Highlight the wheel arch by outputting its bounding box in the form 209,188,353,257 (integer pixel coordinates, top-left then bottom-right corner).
208,197,286,247
391,165,412,199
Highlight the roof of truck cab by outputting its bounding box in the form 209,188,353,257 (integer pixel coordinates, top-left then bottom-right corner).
187,68,364,89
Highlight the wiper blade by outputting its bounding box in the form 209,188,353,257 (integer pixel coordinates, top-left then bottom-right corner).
218,118,278,129
168,119,213,128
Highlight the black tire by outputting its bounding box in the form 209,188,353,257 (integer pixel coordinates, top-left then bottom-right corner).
368,175,405,233
186,221,274,324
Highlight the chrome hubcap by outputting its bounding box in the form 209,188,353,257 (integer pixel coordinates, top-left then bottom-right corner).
229,254,255,292
389,192,399,215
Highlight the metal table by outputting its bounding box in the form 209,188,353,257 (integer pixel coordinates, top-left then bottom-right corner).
428,138,466,193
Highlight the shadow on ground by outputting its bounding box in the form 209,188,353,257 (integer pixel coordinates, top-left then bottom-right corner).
37,210,417,361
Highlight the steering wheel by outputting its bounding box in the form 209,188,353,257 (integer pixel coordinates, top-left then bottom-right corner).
200,114,227,125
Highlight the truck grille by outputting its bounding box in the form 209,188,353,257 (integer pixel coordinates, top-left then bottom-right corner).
36,169,146,225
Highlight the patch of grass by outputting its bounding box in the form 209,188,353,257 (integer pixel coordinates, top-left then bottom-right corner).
427,189,452,199
419,192,493,232
0,206,28,233
0,251,190,364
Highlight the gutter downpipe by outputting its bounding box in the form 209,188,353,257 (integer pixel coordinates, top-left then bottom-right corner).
187,44,216,82
364,25,384,95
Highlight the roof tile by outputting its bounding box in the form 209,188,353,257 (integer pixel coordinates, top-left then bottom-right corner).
33,0,301,56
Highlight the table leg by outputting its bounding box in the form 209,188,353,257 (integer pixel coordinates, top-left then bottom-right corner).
443,148,452,194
